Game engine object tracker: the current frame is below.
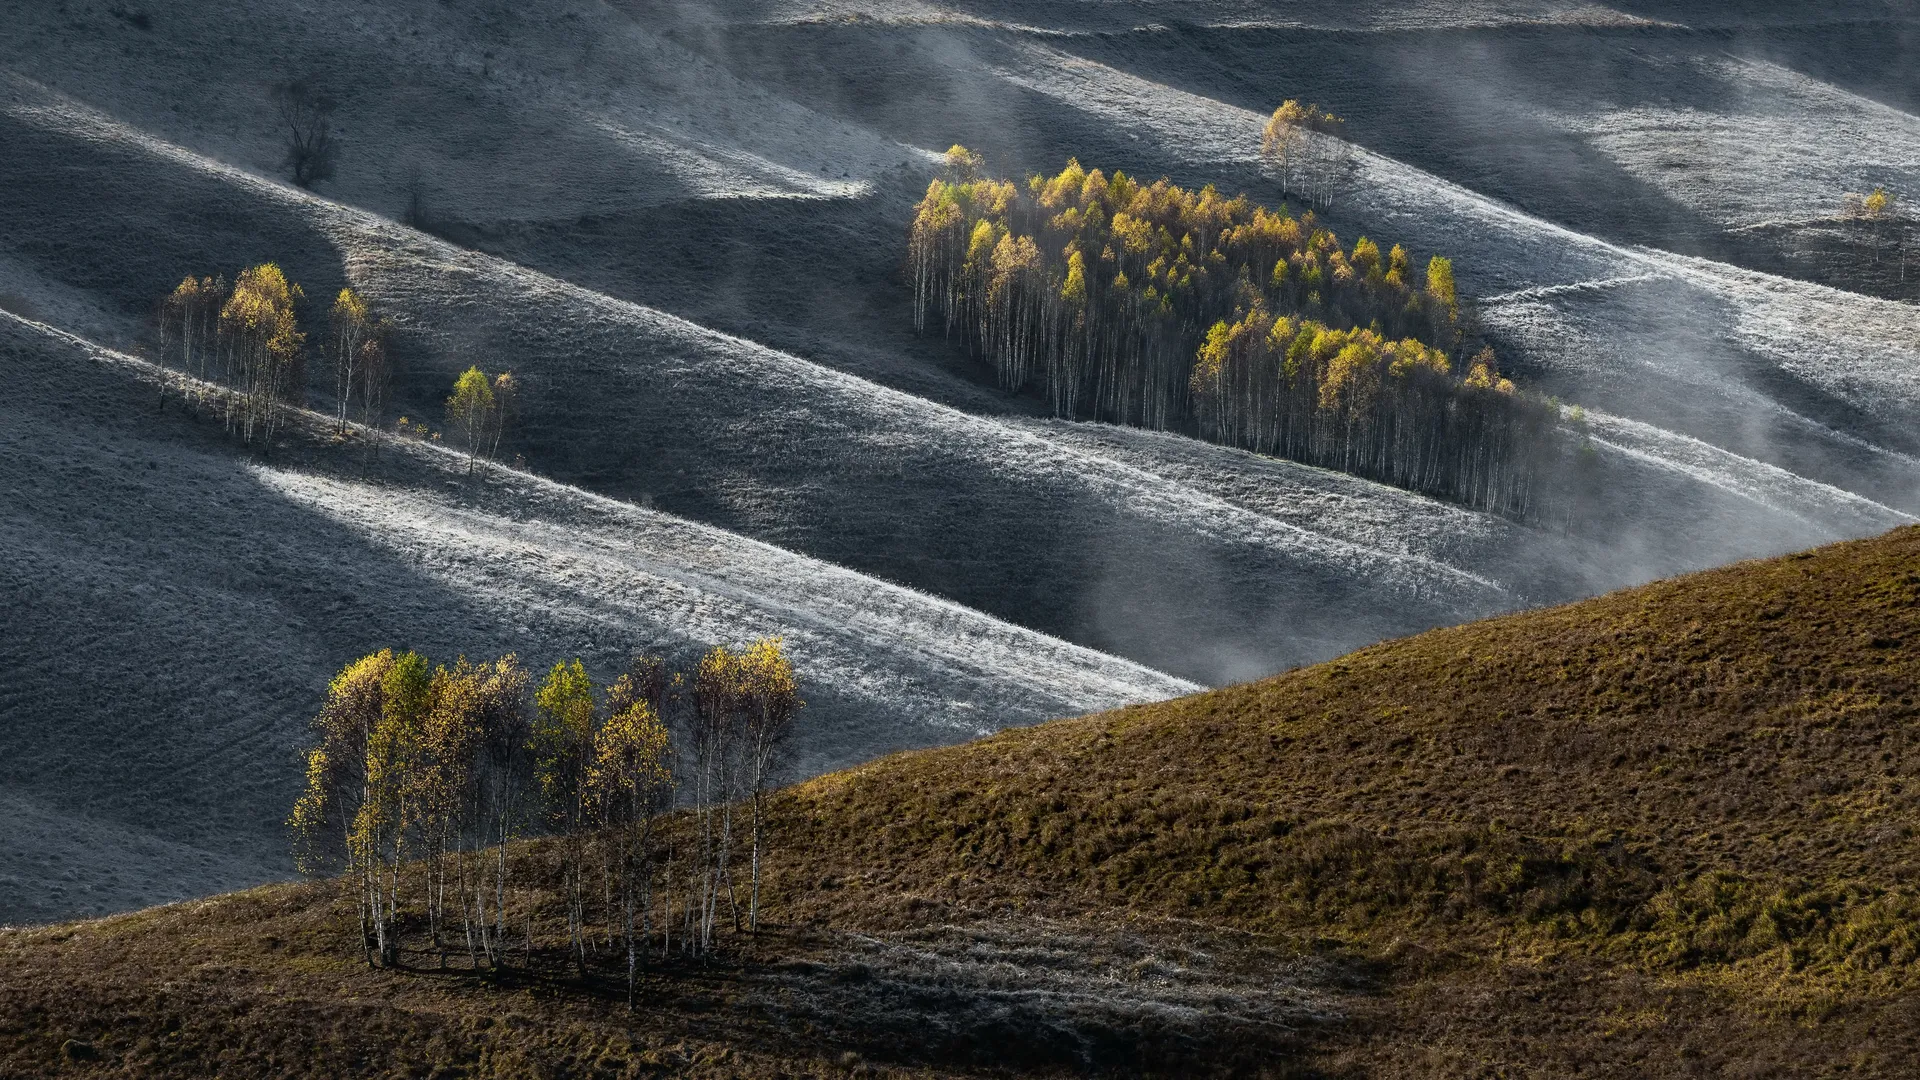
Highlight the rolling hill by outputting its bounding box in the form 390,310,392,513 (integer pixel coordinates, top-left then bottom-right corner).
0,311,1191,924
1,0,1917,930
4,526,1917,1077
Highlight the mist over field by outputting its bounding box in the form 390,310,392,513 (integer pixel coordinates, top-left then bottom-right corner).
1,0,1916,928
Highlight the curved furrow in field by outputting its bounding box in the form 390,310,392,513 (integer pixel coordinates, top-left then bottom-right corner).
0,310,1196,923
253,473,1193,736
1560,55,1920,235
1578,409,1911,537
1632,251,1920,425
727,0,1686,33
1478,277,1920,512
0,0,917,222
0,75,1520,686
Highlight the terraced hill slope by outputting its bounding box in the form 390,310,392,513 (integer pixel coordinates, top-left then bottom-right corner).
5,526,1917,1078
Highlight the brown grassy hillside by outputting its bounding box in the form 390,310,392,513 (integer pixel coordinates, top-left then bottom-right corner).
5,527,1920,1078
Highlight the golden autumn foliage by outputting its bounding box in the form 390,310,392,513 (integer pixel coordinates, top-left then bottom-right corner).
290,650,540,970
290,639,803,985
156,263,308,446
737,637,800,931
159,270,403,453
158,274,224,389
1844,187,1905,268
1260,100,1351,207
326,287,390,437
1188,308,1547,512
534,658,598,971
909,149,1553,514
217,263,305,445
589,697,673,1005
445,365,516,472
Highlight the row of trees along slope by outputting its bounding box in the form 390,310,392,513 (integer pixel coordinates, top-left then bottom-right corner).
289,640,799,1008
159,266,516,468
908,144,1557,517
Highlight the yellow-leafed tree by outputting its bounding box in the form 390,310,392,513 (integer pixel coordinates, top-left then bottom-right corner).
589,697,673,1007
739,637,801,933
534,658,597,974
329,288,372,436
219,263,305,448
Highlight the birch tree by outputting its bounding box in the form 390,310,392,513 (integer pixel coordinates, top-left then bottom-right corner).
486,372,517,462
357,319,394,457
589,698,673,1008
739,637,800,933
687,646,745,951
217,263,305,448
534,659,597,975
1262,101,1349,208
329,288,373,435
161,275,226,393
1865,187,1895,265
472,654,531,968
447,366,495,474
1261,101,1311,199
418,660,485,967
359,650,431,967
290,649,392,965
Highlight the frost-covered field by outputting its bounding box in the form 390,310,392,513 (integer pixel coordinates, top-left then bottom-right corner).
0,0,1915,921
0,73,1522,684
1565,56,1920,235
0,314,1191,922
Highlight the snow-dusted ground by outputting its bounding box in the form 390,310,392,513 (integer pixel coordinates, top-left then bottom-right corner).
1,0,1915,922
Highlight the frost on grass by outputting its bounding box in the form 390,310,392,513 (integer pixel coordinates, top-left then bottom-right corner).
0,313,1193,924
1565,57,1920,233
4,0,1920,933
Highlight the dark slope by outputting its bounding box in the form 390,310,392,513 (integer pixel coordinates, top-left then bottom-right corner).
5,527,1920,1077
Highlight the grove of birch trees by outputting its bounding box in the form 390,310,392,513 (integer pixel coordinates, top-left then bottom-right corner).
907,144,1554,516
160,270,526,471
289,639,800,1007
160,267,394,452
159,264,310,447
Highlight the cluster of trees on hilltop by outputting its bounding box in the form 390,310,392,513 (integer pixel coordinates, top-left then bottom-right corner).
161,267,392,449
289,640,799,1008
158,268,518,467
908,146,1554,515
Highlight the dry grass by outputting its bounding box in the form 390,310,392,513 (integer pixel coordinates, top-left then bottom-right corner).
0,866,1342,1079
6,526,1920,1077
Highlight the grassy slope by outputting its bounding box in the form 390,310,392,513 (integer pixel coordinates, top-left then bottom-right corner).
5,527,1920,1078
770,524,1920,1072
